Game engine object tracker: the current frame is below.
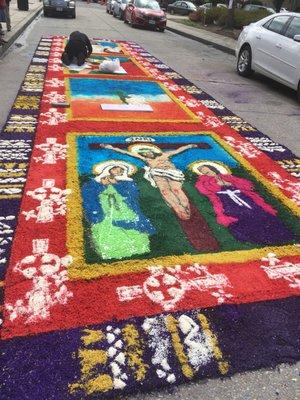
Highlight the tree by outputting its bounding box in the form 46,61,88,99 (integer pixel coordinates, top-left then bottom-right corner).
273,0,284,12
226,0,235,28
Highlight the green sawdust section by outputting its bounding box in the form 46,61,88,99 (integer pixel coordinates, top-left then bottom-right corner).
80,167,300,264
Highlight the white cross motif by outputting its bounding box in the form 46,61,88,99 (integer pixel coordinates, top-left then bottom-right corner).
51,46,63,52
5,239,73,323
147,69,168,81
23,179,71,223
50,52,62,57
117,264,232,311
34,138,67,164
49,57,63,64
162,82,180,92
43,91,67,104
178,95,203,108
48,64,63,72
40,108,67,125
45,78,65,88
224,136,261,158
261,253,300,289
196,112,224,128
268,171,300,206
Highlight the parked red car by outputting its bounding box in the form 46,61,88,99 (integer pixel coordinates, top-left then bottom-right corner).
124,0,167,32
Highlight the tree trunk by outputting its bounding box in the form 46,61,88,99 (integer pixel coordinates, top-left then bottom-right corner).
226,0,235,29
273,0,284,13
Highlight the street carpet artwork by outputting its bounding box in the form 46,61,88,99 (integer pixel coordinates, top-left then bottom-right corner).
0,37,300,400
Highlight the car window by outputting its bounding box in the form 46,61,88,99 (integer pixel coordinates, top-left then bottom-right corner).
285,17,300,39
182,2,187,7
135,0,160,8
263,18,272,29
266,16,290,34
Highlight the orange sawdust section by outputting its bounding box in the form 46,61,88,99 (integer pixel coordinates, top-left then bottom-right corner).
70,100,193,121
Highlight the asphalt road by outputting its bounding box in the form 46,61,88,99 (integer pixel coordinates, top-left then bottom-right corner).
0,3,299,400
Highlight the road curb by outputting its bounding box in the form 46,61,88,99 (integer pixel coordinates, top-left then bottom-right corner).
0,6,43,58
166,25,236,56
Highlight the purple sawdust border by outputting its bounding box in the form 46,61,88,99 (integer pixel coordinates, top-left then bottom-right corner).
1,297,299,399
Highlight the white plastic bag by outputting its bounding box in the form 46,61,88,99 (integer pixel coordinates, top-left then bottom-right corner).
99,58,121,73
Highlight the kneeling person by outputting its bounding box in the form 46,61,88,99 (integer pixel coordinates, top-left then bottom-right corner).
61,31,92,66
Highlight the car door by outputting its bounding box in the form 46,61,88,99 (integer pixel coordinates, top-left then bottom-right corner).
114,0,120,14
180,2,188,15
173,1,182,13
126,0,135,22
275,16,300,88
253,15,292,81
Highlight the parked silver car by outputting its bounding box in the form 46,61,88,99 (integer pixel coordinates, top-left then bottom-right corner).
113,0,129,19
106,0,117,14
236,13,300,100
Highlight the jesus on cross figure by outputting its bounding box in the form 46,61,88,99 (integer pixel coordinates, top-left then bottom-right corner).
100,143,197,220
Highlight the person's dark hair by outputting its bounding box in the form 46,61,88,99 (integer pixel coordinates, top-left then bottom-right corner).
200,164,221,175
61,52,71,66
77,52,86,66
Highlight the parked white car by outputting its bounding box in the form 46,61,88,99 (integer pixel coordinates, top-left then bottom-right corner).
113,0,129,19
106,0,117,14
198,2,227,10
242,4,275,14
236,13,300,100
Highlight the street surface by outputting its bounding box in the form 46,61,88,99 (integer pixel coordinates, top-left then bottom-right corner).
0,3,299,399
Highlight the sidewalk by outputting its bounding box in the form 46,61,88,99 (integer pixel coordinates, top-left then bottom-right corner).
166,17,236,55
0,0,42,57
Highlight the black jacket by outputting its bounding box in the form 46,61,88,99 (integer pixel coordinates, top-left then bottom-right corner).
65,31,92,58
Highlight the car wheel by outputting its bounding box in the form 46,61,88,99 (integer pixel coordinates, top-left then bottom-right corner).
43,8,50,17
170,9,174,14
237,45,253,77
120,11,124,19
106,8,109,13
297,81,300,103
159,27,165,32
130,17,137,28
113,9,116,17
71,9,76,18
124,15,128,23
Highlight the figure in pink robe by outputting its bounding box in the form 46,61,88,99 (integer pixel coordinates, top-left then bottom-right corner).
195,165,294,245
